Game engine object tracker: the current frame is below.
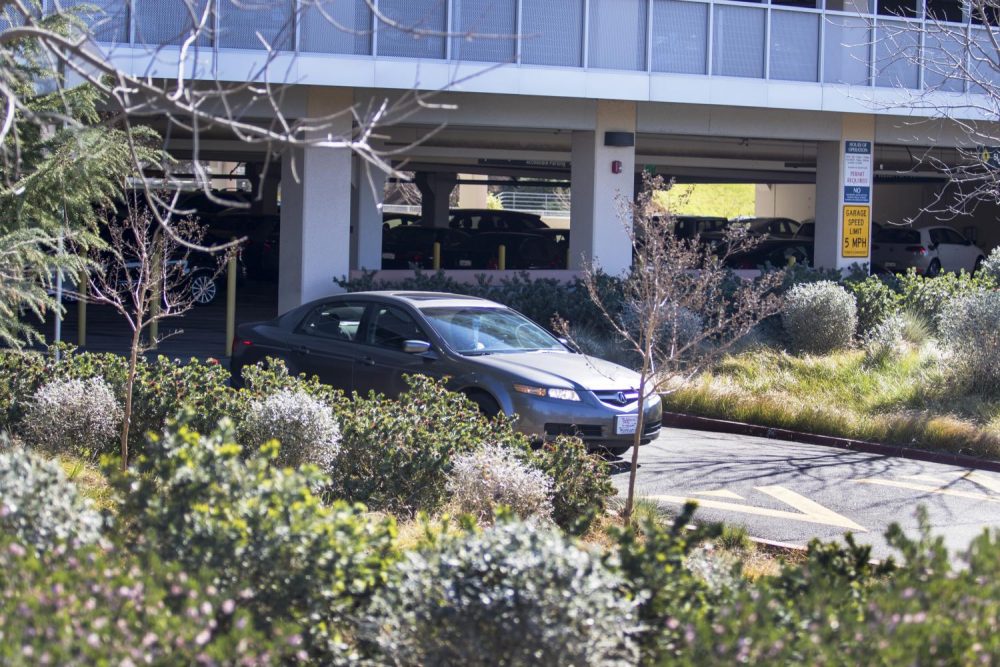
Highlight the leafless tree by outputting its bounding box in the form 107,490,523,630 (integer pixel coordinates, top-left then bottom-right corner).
80,191,229,467
869,1,1000,222
562,174,786,525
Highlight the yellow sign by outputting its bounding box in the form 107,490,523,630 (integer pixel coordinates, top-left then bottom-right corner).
842,205,870,258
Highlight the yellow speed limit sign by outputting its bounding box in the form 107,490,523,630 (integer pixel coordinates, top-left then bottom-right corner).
842,205,870,258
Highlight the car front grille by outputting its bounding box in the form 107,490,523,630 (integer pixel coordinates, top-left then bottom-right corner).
593,389,639,408
544,423,604,438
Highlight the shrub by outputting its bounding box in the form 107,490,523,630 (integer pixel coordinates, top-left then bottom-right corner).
845,275,900,336
0,447,103,553
0,534,290,664
447,444,554,521
331,375,530,516
977,245,1000,284
240,389,340,468
897,268,990,328
939,291,1000,394
0,351,47,429
366,519,639,666
114,417,397,661
898,308,933,346
530,436,616,536
862,312,905,367
21,376,122,460
782,281,857,353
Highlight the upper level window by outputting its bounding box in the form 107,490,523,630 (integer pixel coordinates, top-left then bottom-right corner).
926,0,965,21
878,0,919,17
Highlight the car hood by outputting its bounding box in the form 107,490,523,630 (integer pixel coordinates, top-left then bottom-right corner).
467,351,640,391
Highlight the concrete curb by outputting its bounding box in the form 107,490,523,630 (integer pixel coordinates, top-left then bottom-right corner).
662,411,1000,474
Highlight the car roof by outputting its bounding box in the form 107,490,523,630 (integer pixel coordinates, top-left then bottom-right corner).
346,291,506,310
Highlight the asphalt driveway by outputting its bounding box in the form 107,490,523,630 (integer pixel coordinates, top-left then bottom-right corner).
613,427,1000,560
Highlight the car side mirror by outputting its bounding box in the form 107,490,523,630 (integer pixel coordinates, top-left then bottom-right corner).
402,339,432,354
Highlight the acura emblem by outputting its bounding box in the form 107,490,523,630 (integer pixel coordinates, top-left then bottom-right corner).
617,391,628,404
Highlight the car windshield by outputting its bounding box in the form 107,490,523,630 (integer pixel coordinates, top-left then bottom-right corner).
421,307,565,355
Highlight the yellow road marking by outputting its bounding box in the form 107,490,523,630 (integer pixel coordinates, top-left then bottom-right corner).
855,478,1000,504
647,485,867,532
689,489,745,500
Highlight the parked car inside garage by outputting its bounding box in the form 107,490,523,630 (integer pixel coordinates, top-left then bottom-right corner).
872,225,986,276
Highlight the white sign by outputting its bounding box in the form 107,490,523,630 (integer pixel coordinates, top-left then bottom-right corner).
843,141,872,204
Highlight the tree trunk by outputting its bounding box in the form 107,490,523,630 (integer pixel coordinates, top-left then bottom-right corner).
622,370,649,526
120,324,141,470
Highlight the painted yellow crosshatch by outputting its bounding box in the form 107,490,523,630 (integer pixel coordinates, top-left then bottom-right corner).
842,205,870,258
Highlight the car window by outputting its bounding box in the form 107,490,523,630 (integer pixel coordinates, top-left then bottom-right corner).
369,306,428,350
875,228,921,244
940,229,966,244
299,303,365,341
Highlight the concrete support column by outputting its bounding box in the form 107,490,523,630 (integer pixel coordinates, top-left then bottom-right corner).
457,173,489,208
814,114,875,271
278,87,353,313
352,161,387,270
415,172,457,227
569,100,636,275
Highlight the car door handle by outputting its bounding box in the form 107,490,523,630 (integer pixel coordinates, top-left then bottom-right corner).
361,356,376,366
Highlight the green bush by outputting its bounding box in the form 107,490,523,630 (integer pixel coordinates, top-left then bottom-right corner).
782,281,857,353
530,436,616,536
239,389,340,468
862,312,905,367
366,518,639,666
0,447,103,553
21,376,122,460
979,246,1000,283
331,375,530,516
0,533,290,665
845,275,901,336
896,268,990,328
939,291,1000,394
114,417,398,661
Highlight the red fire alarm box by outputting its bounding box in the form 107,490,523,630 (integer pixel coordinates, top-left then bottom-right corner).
611,160,622,174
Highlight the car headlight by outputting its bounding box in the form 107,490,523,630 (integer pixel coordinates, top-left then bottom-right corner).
513,384,581,402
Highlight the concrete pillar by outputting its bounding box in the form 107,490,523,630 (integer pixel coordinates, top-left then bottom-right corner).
246,161,280,215
416,172,457,227
814,114,875,271
278,87,353,314
569,100,636,274
457,173,489,208
353,161,387,270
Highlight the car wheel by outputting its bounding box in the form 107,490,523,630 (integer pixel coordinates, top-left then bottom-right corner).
466,391,500,418
190,272,218,305
974,256,986,274
926,259,942,278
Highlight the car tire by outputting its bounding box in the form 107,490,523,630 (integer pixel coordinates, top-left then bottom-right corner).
926,259,942,278
190,272,218,305
974,256,986,274
466,391,501,418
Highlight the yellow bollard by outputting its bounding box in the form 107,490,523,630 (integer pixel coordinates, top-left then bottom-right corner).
225,246,237,357
433,241,441,270
498,244,506,271
77,277,87,347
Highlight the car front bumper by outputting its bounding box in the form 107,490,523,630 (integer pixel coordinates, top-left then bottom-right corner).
509,390,663,448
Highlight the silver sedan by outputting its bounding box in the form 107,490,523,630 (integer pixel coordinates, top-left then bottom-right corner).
231,291,662,455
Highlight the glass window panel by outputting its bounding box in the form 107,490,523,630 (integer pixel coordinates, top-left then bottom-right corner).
923,23,966,92
875,19,919,88
377,0,446,59
970,27,1000,94
823,15,870,85
520,0,583,66
60,0,129,43
451,0,516,62
712,4,765,78
135,0,212,46
589,0,648,70
218,0,294,50
300,0,372,54
651,0,707,74
769,10,819,82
